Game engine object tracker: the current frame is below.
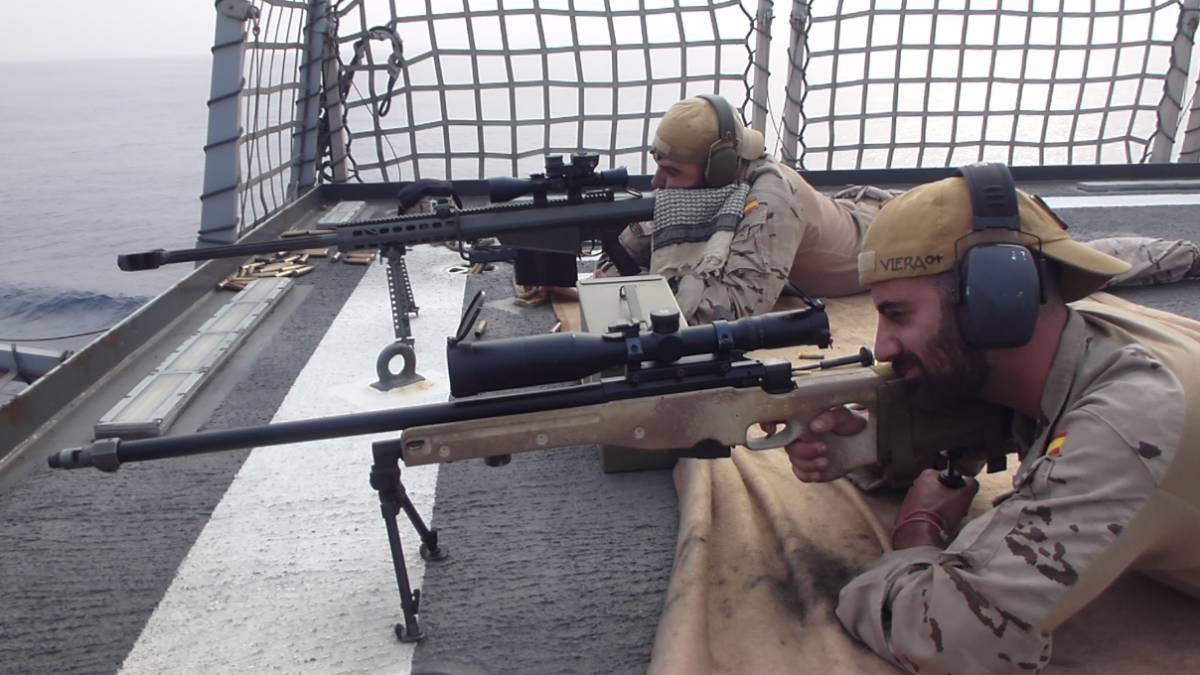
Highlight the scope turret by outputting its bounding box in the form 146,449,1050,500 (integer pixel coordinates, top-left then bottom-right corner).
447,307,831,397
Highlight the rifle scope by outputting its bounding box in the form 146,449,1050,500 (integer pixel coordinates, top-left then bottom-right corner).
448,307,831,397
487,153,629,203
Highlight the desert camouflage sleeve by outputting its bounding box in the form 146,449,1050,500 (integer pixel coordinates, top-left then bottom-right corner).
678,171,803,323
594,222,652,276
835,355,1181,674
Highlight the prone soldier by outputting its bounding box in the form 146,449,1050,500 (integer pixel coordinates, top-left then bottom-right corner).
594,94,894,323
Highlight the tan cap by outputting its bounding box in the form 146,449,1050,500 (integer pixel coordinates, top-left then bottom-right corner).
857,176,1130,302
651,96,766,164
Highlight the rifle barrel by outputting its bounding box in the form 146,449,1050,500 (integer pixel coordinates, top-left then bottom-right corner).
118,234,338,271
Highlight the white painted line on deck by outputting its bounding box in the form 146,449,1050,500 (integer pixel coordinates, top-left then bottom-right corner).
1042,193,1200,209
119,245,468,674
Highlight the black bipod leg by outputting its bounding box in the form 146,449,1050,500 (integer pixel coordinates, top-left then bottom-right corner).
369,439,448,642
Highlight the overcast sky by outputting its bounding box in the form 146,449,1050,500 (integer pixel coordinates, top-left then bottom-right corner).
1,1,215,63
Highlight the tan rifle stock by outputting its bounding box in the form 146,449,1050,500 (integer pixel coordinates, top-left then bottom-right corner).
400,363,1009,483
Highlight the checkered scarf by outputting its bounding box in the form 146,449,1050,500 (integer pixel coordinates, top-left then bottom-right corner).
649,183,751,279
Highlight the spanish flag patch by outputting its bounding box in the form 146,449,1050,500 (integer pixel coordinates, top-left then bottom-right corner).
1046,432,1067,458
743,199,761,215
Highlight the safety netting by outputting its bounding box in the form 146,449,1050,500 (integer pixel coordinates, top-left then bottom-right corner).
323,0,754,183
218,0,1200,240
787,0,1200,169
235,0,310,235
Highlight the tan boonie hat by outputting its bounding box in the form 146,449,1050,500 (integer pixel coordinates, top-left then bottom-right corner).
857,176,1131,302
651,96,766,164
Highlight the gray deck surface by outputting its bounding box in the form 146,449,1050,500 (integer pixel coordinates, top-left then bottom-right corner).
0,188,1196,675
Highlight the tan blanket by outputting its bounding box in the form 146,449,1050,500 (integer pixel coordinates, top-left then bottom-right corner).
551,292,1200,674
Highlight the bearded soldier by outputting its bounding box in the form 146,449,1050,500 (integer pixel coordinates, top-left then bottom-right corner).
784,168,1200,673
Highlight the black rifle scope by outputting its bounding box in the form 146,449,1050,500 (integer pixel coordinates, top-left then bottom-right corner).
487,153,629,203
448,307,831,397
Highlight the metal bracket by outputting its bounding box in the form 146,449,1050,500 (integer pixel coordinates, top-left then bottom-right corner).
215,0,260,21
372,341,424,391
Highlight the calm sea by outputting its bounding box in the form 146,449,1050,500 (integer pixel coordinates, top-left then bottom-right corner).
0,56,209,351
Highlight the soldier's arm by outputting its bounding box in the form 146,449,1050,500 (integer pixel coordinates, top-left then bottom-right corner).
681,178,803,323
835,366,1182,674
595,222,652,277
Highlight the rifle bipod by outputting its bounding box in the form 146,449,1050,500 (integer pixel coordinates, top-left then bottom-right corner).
369,439,447,642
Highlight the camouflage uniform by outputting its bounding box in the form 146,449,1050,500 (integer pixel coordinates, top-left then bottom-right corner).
1091,236,1200,287
597,157,892,324
836,303,1200,674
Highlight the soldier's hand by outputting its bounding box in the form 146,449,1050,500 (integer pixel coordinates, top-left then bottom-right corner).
776,407,868,483
891,469,980,549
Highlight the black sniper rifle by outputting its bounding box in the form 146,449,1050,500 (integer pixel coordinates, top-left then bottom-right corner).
47,299,1010,642
118,152,647,281
117,153,650,387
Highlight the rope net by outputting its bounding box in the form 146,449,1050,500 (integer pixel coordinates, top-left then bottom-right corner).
233,1,310,236
222,1,1199,237
322,0,753,183
791,0,1195,170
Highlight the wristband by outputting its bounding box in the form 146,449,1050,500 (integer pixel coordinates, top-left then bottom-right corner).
890,509,949,549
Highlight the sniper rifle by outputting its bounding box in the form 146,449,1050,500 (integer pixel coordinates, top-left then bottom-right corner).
116,153,652,388
47,299,1009,642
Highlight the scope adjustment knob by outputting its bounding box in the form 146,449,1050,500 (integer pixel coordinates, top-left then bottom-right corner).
650,309,680,335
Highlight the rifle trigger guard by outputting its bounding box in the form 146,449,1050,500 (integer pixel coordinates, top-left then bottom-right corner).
746,421,803,451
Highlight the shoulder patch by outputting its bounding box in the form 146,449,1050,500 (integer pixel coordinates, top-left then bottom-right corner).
1046,432,1067,458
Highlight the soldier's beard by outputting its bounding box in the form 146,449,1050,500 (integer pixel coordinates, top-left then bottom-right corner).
892,309,990,411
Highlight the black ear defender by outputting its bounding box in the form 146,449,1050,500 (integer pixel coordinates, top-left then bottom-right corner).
954,163,1045,349
696,94,741,187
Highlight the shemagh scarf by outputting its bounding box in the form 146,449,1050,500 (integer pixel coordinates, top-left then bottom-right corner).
648,183,751,282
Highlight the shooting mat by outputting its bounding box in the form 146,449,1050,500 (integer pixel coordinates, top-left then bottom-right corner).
550,291,1200,674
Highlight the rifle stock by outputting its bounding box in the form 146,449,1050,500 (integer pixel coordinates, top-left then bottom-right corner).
401,364,1009,486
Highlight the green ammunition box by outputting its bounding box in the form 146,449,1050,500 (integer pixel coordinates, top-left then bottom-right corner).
578,275,685,473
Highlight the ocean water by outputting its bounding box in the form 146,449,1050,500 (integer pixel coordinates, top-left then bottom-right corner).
0,56,210,351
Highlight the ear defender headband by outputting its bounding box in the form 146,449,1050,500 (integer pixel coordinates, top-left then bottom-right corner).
954,163,1045,349
696,94,740,187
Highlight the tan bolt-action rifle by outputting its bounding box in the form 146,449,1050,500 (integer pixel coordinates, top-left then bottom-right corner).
47,298,1008,641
